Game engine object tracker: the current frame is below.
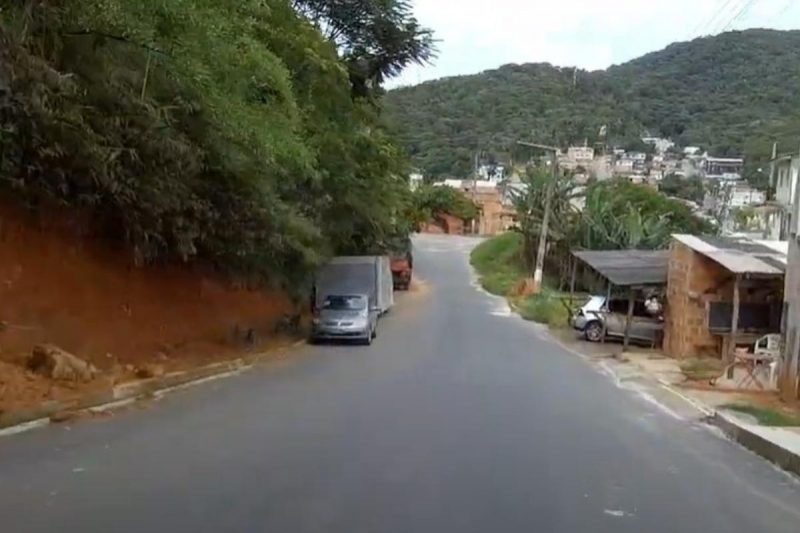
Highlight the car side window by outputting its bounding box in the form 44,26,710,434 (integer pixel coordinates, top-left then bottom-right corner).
607,300,628,314
634,301,650,318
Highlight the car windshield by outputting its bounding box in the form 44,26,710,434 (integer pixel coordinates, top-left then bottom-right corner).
323,295,367,311
583,296,606,312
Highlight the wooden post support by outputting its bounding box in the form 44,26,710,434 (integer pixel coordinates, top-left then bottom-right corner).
623,287,635,352
728,275,741,365
569,257,578,308
602,283,612,344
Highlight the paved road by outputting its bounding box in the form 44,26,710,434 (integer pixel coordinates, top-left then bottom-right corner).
2,234,800,532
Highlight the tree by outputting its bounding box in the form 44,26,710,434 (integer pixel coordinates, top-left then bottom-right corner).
291,0,435,98
409,184,478,227
509,168,579,270
659,174,705,204
574,180,713,250
0,0,422,288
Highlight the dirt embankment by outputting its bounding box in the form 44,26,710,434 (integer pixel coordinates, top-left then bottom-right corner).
0,201,296,412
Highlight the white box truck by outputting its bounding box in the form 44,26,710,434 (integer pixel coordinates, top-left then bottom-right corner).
314,256,394,314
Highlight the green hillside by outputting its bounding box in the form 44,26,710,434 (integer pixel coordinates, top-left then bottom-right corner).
385,29,800,177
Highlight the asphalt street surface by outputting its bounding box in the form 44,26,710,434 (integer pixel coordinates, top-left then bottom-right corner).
2,234,800,532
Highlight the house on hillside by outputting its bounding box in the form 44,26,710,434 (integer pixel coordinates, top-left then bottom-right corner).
703,182,766,212
560,146,595,173
613,158,635,176
642,137,675,154
567,146,595,162
703,156,744,180
684,146,701,156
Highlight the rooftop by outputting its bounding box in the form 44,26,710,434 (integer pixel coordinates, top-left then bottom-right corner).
705,157,745,163
571,249,669,287
672,235,787,276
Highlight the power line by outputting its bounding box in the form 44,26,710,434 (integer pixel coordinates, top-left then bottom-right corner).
718,0,759,32
770,0,794,23
694,0,740,37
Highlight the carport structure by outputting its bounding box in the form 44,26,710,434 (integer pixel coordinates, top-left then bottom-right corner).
570,249,670,350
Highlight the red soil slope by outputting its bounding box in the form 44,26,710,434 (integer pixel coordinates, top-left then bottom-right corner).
0,201,294,411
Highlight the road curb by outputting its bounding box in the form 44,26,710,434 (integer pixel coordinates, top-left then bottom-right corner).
711,412,800,477
0,340,306,437
545,332,800,477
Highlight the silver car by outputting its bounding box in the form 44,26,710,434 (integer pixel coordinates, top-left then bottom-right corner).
311,294,378,345
572,295,663,345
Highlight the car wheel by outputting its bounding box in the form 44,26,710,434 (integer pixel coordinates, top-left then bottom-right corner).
371,326,377,340
584,321,604,343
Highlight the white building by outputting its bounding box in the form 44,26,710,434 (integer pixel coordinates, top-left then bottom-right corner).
477,164,505,183
409,172,424,191
566,146,595,162
703,156,744,180
641,137,675,154
613,159,635,175
437,179,498,193
684,146,701,156
703,182,765,214
765,153,800,240
729,185,766,208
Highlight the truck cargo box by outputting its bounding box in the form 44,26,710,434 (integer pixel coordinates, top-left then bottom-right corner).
314,256,394,314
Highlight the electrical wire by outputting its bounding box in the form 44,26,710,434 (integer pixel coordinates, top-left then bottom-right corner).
769,0,794,23
694,0,741,37
718,0,759,32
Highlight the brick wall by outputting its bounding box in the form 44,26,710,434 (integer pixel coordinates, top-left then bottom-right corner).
665,239,785,360
420,213,466,235
664,240,725,359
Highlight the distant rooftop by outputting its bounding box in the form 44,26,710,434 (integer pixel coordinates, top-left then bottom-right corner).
705,157,744,163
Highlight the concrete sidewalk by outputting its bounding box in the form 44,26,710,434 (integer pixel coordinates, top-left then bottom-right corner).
713,411,800,477
551,329,800,478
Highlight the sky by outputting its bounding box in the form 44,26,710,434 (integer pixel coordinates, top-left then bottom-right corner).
389,0,800,88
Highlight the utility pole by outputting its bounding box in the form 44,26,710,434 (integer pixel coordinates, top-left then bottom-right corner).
472,151,480,234
517,141,560,294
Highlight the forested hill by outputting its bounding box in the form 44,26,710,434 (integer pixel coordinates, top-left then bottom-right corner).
385,29,800,177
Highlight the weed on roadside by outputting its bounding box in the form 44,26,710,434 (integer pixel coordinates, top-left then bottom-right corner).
721,403,800,427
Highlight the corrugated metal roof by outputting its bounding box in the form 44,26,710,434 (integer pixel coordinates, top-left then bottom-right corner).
672,234,787,276
572,250,669,287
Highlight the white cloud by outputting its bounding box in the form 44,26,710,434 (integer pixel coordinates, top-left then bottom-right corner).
390,0,800,87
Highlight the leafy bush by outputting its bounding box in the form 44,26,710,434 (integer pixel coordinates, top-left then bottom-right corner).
409,184,478,226
516,290,572,328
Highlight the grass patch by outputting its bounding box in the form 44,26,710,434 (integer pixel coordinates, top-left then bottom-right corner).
721,404,800,427
470,232,525,296
471,233,578,328
516,289,574,328
680,358,726,381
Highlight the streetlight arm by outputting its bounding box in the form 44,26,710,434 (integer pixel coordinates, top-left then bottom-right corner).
517,141,560,152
